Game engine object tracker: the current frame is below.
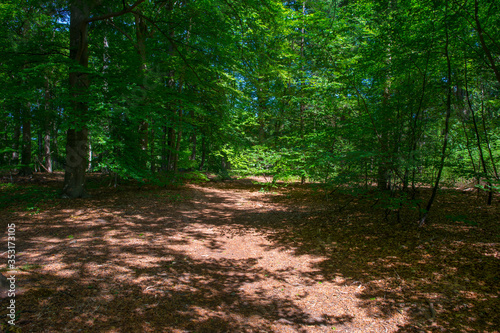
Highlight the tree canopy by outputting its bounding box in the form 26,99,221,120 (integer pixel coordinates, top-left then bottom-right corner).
1,0,499,217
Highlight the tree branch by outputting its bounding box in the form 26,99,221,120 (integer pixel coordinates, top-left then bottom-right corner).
86,0,146,23
130,9,213,90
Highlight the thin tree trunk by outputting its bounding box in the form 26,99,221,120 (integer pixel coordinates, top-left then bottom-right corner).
150,119,155,173
135,10,149,171
11,115,20,167
161,123,167,171
190,132,196,162
20,114,32,176
480,86,499,180
199,134,206,171
43,75,53,173
167,127,175,171
465,54,492,204
460,114,476,176
419,5,453,226
173,111,182,173
44,128,52,172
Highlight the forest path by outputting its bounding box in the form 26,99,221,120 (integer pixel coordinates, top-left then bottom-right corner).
5,176,499,332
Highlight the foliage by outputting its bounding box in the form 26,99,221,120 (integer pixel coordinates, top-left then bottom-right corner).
0,0,498,212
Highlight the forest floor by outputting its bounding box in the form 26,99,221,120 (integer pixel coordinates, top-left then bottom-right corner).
0,173,499,333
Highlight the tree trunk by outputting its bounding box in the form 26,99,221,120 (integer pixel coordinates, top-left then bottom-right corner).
44,128,52,172
480,87,499,180
150,120,155,173
190,132,197,161
167,127,175,171
161,124,167,171
62,0,145,197
465,60,492,205
199,134,206,171
135,10,149,171
11,116,20,167
419,4,452,226
62,1,90,198
43,75,53,173
20,116,32,176
189,110,196,162
173,110,182,173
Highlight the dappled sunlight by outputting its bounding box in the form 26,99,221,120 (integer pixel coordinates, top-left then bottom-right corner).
0,177,497,331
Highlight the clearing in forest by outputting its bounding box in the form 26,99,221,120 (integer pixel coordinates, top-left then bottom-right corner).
1,174,499,332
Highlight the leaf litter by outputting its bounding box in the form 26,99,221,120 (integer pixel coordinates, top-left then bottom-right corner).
0,173,498,332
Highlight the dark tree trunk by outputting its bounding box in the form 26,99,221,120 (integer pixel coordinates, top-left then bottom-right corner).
62,1,90,198
62,0,145,197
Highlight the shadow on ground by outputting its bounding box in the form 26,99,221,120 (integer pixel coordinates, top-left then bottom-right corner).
0,174,498,332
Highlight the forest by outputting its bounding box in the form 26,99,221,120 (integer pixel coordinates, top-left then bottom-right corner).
0,0,499,332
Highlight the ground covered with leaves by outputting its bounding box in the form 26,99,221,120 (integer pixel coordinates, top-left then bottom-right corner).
1,173,499,332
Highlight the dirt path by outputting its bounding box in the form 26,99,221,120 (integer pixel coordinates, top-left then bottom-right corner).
2,177,498,332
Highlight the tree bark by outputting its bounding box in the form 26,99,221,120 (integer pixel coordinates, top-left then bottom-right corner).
62,1,90,198
62,0,145,197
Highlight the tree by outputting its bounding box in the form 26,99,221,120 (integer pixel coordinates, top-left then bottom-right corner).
62,0,145,198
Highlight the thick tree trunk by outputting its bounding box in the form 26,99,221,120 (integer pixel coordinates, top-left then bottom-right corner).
63,128,89,197
62,1,90,198
62,0,145,197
